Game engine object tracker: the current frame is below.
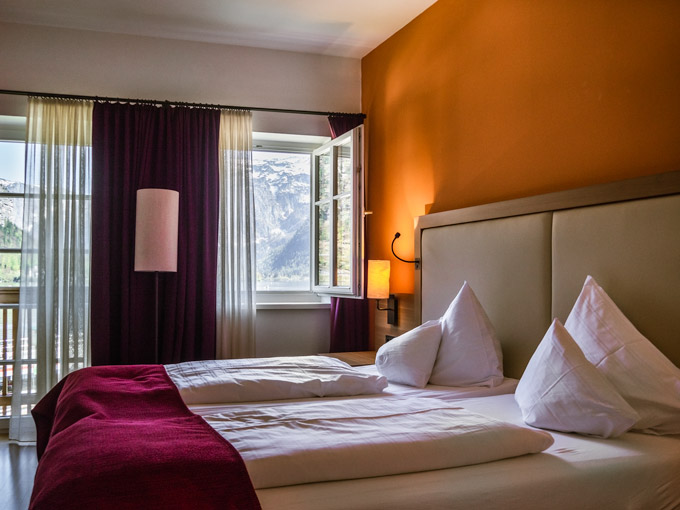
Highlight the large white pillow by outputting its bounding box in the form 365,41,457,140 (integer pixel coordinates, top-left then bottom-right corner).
429,282,504,387
375,320,442,388
515,319,639,438
565,275,680,435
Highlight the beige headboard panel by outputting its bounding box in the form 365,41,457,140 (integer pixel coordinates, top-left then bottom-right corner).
421,213,552,379
552,194,680,366
416,171,680,378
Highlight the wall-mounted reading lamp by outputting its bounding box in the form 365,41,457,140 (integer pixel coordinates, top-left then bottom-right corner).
391,232,420,269
367,260,398,325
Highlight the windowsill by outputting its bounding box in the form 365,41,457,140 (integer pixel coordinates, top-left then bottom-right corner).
256,291,330,310
257,302,330,310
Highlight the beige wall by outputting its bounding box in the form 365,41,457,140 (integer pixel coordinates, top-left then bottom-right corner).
0,21,361,135
362,0,680,296
256,308,330,357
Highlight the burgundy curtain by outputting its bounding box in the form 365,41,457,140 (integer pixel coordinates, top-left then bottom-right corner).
328,114,369,352
329,267,369,352
328,114,365,139
91,103,220,365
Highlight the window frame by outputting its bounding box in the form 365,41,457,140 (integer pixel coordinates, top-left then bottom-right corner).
311,126,364,298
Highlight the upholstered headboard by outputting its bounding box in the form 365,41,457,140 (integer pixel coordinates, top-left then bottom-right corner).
415,171,680,379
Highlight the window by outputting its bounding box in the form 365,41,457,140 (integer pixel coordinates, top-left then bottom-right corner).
312,126,364,297
0,117,26,421
0,139,24,288
252,133,327,305
253,127,364,304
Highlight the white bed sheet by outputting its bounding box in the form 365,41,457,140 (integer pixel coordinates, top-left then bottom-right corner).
354,364,519,400
252,393,680,510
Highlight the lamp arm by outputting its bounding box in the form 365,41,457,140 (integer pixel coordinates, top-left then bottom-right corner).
376,299,393,311
391,232,421,269
375,294,398,326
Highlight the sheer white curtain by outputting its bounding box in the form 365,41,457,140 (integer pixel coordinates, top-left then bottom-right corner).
216,110,256,358
10,97,92,442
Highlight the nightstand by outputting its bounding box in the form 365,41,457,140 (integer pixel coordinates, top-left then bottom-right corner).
318,351,377,366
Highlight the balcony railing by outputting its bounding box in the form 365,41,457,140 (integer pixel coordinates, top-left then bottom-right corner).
1,300,86,422
0,287,90,424
0,303,19,417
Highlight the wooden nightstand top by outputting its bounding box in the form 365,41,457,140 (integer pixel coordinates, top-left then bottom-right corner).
318,351,377,366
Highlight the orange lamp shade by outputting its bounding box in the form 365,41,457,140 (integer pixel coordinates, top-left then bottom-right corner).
134,188,179,272
367,260,390,299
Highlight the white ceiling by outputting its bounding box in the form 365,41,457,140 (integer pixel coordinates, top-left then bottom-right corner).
0,0,438,58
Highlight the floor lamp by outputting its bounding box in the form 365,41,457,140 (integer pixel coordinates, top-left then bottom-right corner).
134,188,179,364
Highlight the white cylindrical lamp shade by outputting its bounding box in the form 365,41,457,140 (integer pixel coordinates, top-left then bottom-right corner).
367,260,390,299
134,188,179,272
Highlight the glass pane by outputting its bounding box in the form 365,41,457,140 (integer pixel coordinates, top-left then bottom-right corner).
0,197,23,250
316,203,330,286
335,197,351,287
0,141,25,192
336,139,352,195
252,151,311,291
0,253,21,287
316,151,331,201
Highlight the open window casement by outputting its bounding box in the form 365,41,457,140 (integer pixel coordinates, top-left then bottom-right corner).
312,125,364,298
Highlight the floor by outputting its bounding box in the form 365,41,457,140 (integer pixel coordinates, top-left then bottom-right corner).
0,434,37,510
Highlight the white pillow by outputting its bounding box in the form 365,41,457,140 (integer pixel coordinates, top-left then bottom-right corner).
429,282,504,387
515,319,639,438
375,320,442,388
565,275,680,435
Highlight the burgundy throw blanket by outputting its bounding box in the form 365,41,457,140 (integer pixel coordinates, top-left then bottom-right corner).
30,365,261,510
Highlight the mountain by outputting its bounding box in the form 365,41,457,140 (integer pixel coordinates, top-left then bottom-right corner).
0,179,24,228
252,153,311,289
0,178,23,285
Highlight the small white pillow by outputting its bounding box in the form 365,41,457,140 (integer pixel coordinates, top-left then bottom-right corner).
515,319,639,438
565,275,680,435
375,320,442,388
429,282,504,387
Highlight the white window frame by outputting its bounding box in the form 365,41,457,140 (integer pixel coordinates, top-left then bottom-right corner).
311,126,364,298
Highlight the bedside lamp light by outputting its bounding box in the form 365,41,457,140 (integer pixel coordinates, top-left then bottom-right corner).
367,260,398,325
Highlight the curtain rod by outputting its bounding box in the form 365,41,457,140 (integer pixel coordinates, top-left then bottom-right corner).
0,88,366,118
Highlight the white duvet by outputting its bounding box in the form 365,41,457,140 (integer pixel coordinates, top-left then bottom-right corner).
172,356,551,490
199,396,554,489
165,356,388,404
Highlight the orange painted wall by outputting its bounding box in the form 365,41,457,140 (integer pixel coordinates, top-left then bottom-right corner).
362,0,680,294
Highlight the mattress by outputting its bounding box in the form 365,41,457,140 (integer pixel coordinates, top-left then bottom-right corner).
248,393,680,510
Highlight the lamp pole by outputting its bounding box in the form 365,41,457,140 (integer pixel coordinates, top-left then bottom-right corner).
134,188,179,364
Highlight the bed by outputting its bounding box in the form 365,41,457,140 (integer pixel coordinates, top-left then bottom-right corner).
29,170,680,510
